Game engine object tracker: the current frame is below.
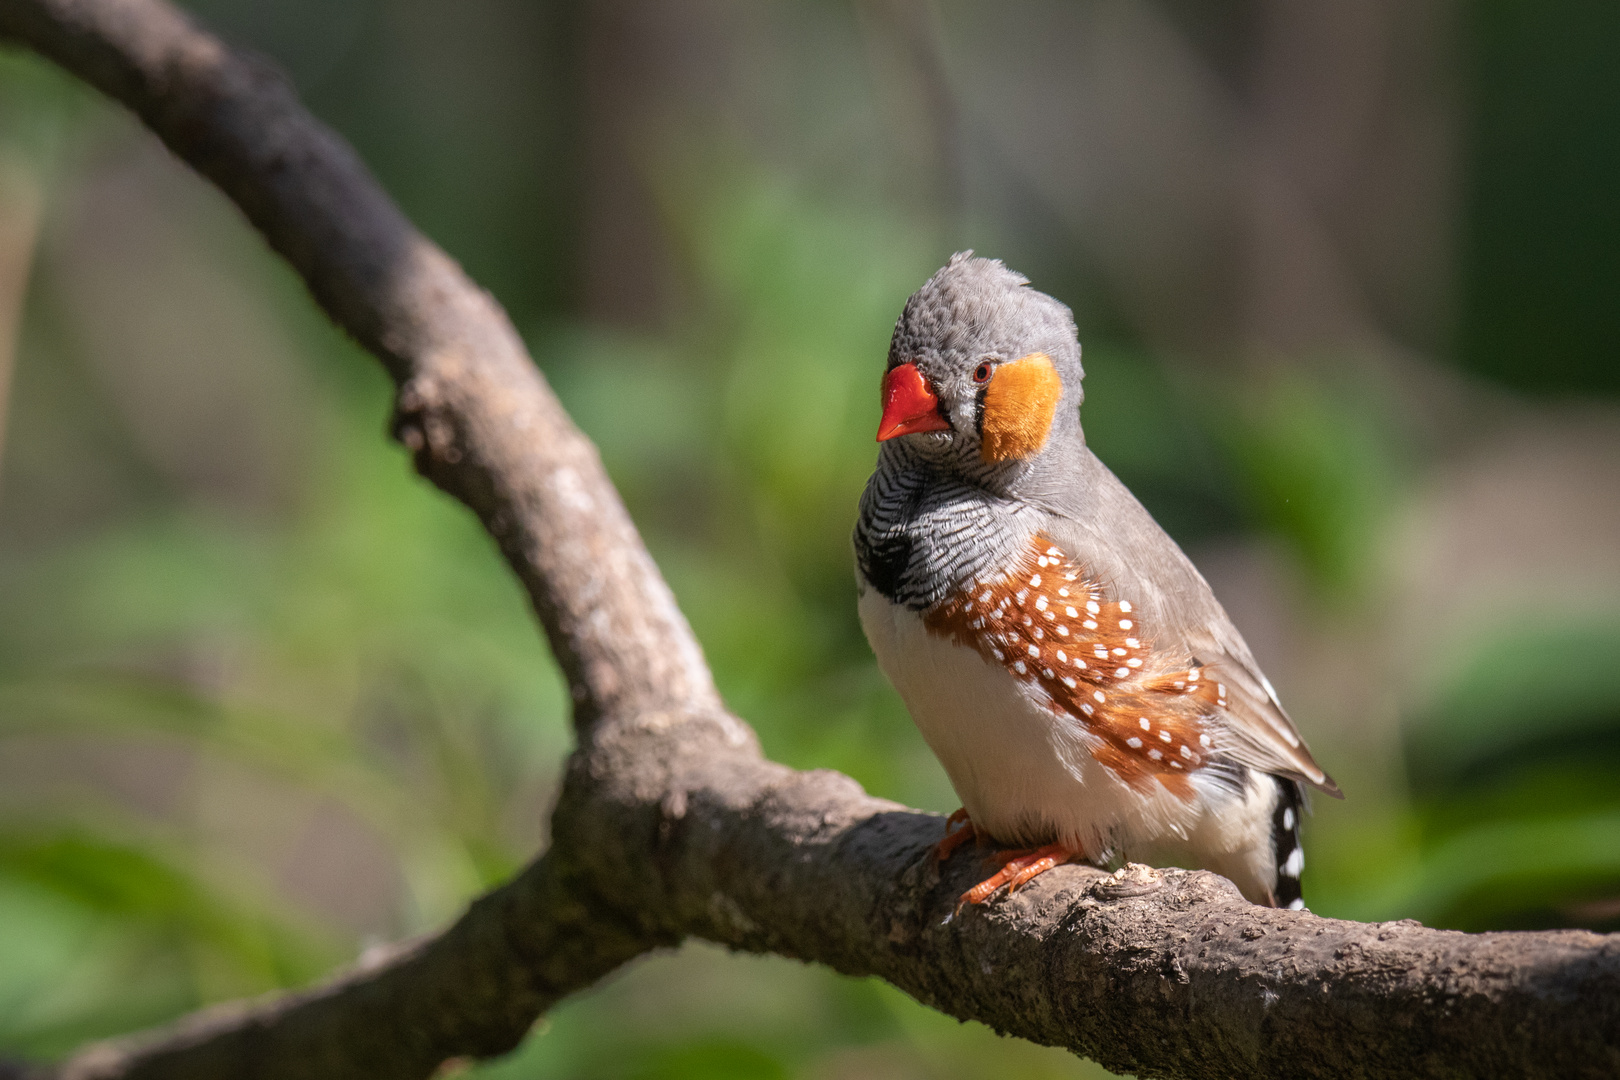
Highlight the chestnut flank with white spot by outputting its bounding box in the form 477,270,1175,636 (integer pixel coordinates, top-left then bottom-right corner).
924,534,1226,796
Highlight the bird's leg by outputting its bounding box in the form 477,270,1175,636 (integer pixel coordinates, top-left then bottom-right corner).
930,808,978,865
957,843,1082,909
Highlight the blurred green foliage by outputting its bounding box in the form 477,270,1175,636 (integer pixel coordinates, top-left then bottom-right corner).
0,2,1618,1078
1461,0,1620,394
1221,371,1404,597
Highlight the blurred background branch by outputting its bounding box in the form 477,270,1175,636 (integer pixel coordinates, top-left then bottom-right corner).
0,0,1617,1078
0,149,40,483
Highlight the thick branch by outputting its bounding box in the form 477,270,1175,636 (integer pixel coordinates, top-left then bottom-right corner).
1,2,1617,1079
562,732,1620,1080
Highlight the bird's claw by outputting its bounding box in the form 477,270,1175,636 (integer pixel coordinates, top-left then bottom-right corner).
954,843,1082,911
930,808,977,865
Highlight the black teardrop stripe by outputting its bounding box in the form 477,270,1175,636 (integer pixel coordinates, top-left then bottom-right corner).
857,530,913,602
1272,777,1306,909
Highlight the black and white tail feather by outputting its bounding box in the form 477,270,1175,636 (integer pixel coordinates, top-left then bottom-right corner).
1271,778,1307,910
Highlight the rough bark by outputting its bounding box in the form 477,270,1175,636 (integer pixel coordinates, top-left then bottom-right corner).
0,1,1616,1078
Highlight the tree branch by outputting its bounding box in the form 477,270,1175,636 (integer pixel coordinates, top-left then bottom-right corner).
50,855,657,1080
1,1,1616,1078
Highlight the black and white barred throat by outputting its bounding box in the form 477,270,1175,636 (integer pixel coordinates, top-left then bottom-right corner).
854,443,1039,611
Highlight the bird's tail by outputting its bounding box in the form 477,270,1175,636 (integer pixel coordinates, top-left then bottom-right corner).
1272,778,1308,910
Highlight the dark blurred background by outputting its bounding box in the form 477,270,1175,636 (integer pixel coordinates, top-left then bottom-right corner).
1,1,1618,1077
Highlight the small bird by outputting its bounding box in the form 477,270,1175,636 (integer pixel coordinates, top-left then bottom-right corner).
855,254,1339,910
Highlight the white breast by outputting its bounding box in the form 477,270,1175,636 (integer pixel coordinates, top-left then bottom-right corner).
858,585,1213,859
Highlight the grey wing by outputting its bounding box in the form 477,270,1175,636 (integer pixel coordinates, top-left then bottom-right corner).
1184,622,1341,796
1034,449,1341,796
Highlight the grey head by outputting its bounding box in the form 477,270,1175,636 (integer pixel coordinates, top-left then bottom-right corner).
876,253,1085,493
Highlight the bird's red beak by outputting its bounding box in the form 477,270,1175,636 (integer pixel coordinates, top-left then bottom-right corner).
876,363,951,441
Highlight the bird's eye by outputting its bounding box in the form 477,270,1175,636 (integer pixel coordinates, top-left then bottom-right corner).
973,361,994,383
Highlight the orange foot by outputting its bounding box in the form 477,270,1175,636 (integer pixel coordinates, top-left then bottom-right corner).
931,808,978,865
957,843,1083,910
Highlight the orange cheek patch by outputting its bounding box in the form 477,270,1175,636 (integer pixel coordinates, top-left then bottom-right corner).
980,352,1062,463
